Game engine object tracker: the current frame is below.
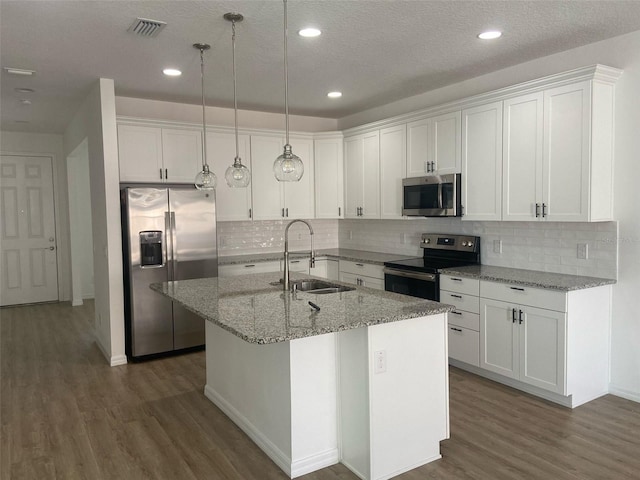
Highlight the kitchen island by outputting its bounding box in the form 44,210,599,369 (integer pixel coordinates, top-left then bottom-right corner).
152,272,454,480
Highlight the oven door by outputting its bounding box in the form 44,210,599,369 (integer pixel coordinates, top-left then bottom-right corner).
384,268,439,301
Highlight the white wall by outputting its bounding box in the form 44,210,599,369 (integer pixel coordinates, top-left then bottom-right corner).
0,131,71,302
63,79,126,366
116,97,338,133
338,29,640,402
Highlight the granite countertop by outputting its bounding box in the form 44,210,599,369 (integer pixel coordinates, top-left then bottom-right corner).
441,265,616,291
151,272,453,344
218,248,416,266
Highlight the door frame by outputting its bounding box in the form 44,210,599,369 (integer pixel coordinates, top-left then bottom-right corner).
1,151,66,303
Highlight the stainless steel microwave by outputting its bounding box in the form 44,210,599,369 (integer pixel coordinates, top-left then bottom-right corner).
402,173,462,217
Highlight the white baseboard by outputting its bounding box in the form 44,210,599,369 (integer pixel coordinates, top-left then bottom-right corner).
71,299,84,306
291,448,340,478
609,385,640,403
110,354,128,366
204,384,293,477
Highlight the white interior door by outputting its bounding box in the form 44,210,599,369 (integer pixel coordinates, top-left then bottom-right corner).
1,155,59,306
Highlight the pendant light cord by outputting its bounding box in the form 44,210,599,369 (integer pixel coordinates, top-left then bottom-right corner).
199,47,209,170
283,0,290,146
232,20,240,166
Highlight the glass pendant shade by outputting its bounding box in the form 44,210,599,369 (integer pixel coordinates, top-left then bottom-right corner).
225,158,251,187
273,144,304,181
195,164,216,190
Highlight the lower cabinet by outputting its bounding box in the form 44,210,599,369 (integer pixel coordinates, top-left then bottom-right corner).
339,260,384,290
440,275,480,367
480,298,566,394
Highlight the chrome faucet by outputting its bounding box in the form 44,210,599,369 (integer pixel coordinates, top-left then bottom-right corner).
283,219,315,290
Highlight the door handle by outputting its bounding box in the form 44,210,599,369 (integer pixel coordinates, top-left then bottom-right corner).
512,308,517,323
165,168,168,180
535,203,540,218
286,207,289,217
519,309,524,324
542,203,547,217
159,168,163,180
450,294,462,298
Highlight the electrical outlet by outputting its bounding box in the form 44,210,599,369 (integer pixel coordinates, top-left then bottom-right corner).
374,350,387,374
493,239,502,254
401,233,407,244
348,230,353,240
577,243,589,259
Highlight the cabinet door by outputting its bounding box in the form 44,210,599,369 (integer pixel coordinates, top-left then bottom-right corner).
518,306,566,394
285,137,315,219
361,131,380,219
543,82,591,222
250,135,284,220
314,137,344,219
340,271,358,286
432,111,461,175
462,102,503,221
406,118,430,177
502,93,543,221
117,124,163,183
480,298,518,379
207,131,252,221
344,136,364,218
379,125,406,219
162,128,203,183
360,276,384,290
309,259,328,278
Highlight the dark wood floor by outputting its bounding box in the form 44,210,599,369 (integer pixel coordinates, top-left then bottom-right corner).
1,301,639,479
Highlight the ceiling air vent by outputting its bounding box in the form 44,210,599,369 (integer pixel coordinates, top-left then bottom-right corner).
127,18,167,37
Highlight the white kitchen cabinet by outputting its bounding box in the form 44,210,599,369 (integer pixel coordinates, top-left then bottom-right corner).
502,92,544,221
118,124,202,183
407,111,461,177
206,130,252,221
440,275,480,367
461,102,503,221
326,259,340,281
379,124,406,219
339,260,384,290
250,135,315,221
309,258,328,278
344,131,380,219
218,261,280,277
480,297,566,394
314,135,344,219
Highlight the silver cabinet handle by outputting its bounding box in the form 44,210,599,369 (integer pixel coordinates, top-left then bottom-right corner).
291,260,300,264
451,277,462,282
286,207,289,217
338,207,341,216
282,208,285,217
450,311,462,315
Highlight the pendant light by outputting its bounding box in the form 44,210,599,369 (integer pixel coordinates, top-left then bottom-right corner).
224,13,251,188
194,43,217,190
273,0,304,182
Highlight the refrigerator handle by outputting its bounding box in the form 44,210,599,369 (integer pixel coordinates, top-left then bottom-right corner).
170,211,177,279
164,211,172,275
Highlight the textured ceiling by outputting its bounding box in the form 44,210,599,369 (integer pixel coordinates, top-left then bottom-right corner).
2,0,640,133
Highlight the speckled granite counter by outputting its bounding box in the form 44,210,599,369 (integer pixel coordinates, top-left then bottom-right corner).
441,265,616,291
151,272,452,344
218,248,415,266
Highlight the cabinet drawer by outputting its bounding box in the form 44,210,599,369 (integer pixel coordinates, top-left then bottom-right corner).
480,281,566,312
448,310,479,332
339,260,384,279
280,258,310,273
440,290,480,314
440,275,480,296
448,325,479,367
219,261,280,277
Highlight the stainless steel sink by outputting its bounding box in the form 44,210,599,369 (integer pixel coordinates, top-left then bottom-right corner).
289,279,355,294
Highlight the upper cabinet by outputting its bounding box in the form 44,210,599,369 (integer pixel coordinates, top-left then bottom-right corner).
206,130,252,222
118,124,202,183
407,111,461,177
379,125,406,219
314,135,344,219
344,131,380,219
461,101,503,221
250,134,315,221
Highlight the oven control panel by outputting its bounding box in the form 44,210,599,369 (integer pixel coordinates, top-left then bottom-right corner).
420,234,480,252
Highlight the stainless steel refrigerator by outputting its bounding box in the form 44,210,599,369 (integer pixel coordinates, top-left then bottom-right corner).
121,186,217,359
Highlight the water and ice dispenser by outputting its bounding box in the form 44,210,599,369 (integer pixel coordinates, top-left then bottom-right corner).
139,231,163,267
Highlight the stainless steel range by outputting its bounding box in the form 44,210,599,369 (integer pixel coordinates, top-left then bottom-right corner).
383,234,480,301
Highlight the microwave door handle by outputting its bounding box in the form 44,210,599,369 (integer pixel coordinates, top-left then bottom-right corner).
437,183,444,209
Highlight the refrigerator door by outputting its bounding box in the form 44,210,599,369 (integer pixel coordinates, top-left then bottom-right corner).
169,188,217,349
125,188,174,357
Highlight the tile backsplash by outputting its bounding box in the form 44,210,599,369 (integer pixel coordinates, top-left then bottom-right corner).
218,219,339,256
339,218,618,279
217,218,617,279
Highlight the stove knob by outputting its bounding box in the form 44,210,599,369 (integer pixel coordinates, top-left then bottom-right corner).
467,241,474,248
423,238,430,244
462,241,467,246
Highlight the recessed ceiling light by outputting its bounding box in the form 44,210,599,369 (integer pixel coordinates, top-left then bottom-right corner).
15,88,35,94
478,30,502,40
163,68,182,76
299,28,321,37
3,67,35,76
327,91,342,98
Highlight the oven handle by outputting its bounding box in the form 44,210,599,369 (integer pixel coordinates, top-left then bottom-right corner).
384,268,437,282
